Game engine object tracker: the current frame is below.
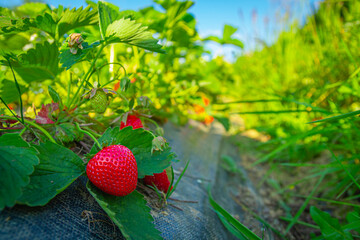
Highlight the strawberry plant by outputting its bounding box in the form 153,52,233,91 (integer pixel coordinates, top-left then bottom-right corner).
0,1,183,239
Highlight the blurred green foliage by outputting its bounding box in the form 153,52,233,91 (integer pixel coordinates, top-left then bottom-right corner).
226,1,360,238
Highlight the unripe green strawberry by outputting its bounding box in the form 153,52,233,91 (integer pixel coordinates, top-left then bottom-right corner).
90,89,108,113
86,145,138,196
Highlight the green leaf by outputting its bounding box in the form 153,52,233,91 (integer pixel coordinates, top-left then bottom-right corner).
0,6,52,35
221,155,242,174
171,24,192,47
203,35,222,44
17,141,85,206
217,213,248,240
252,128,330,166
214,115,230,131
223,24,237,40
54,123,84,144
129,98,135,109
0,16,35,34
13,67,56,83
98,1,121,39
86,181,162,240
0,7,13,17
59,41,100,70
0,79,27,104
203,24,243,48
310,206,353,240
344,211,360,234
106,18,165,53
225,38,244,48
166,160,189,199
16,2,50,17
35,13,57,37
48,85,61,103
308,110,360,124
120,76,131,91
33,6,97,38
285,171,327,233
97,1,164,52
90,127,176,178
164,1,194,25
57,6,98,37
0,134,39,210
3,42,59,83
208,188,261,240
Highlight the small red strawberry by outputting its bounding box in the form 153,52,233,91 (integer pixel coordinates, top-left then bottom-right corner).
86,145,138,196
144,170,172,193
120,114,143,130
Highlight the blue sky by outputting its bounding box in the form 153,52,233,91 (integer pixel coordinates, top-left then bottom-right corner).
1,0,319,60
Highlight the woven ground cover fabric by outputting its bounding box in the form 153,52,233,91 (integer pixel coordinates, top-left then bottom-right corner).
0,122,269,239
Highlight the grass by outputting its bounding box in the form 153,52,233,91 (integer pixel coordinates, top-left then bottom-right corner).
215,1,360,238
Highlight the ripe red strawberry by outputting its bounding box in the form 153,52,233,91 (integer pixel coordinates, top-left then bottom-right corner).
144,170,172,193
120,114,143,130
86,145,138,196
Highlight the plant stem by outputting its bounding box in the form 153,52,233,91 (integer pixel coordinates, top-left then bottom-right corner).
117,92,129,103
69,43,106,108
19,127,27,136
83,126,102,138
6,59,24,123
143,117,161,131
0,97,35,135
280,217,319,229
132,46,139,72
0,116,56,143
75,122,101,149
97,62,127,88
66,72,72,107
0,97,22,122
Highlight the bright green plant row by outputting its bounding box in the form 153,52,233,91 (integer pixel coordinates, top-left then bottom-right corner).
222,1,360,239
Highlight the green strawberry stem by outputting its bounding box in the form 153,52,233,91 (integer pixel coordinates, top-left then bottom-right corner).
117,92,129,104
147,129,156,139
88,62,127,88
75,122,101,149
69,43,106,109
6,59,24,124
0,97,40,140
142,117,161,133
19,126,27,136
82,126,101,138
0,97,22,123
0,116,56,143
66,71,72,107
103,62,127,87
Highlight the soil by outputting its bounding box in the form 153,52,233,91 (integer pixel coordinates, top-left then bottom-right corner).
231,133,328,240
